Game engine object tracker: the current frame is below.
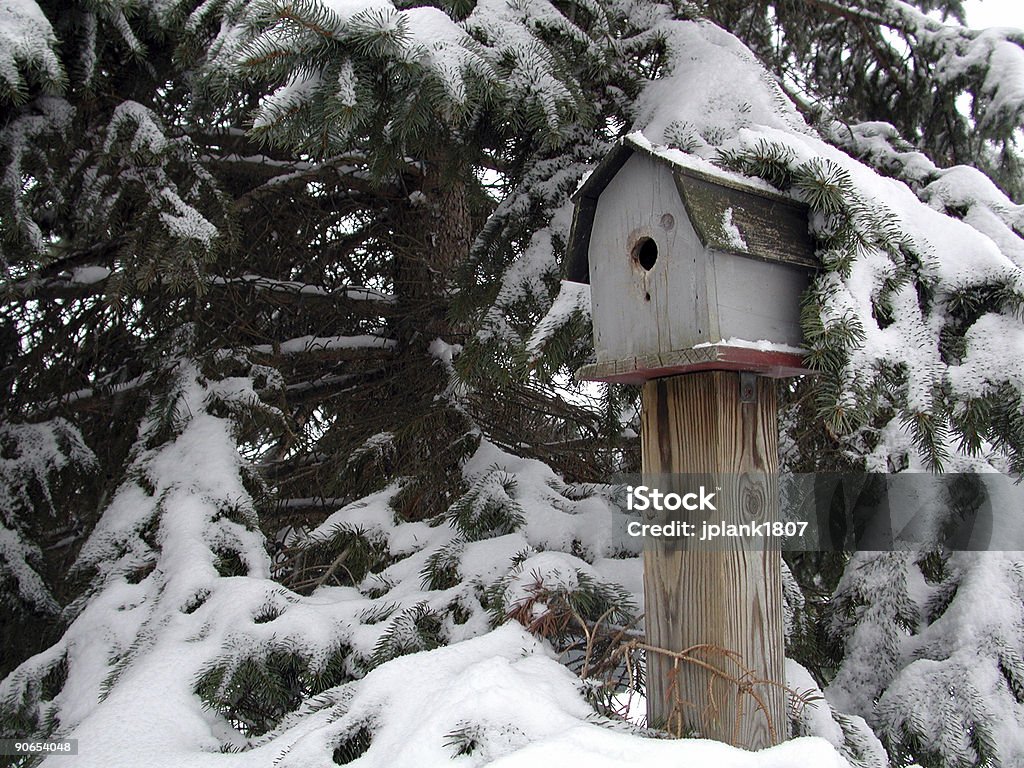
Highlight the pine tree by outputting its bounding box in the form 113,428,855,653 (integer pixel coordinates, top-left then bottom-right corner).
1,1,1024,766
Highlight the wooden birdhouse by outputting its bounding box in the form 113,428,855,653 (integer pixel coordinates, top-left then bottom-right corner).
566,135,817,384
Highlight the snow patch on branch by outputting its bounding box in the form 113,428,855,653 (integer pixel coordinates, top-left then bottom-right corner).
250,334,395,355
635,19,812,154
0,420,94,613
158,189,219,246
0,0,63,100
104,102,169,155
253,71,322,131
948,313,1024,396
526,280,590,361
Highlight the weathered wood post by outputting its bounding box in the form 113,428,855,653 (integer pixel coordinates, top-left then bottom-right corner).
640,372,783,746
565,135,817,749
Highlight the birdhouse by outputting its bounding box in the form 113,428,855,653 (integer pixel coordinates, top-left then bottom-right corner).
566,135,817,384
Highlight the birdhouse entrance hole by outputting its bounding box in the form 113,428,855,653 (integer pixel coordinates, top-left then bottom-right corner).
633,236,658,271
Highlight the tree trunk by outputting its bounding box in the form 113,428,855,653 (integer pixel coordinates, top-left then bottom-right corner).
392,149,472,341
385,147,475,521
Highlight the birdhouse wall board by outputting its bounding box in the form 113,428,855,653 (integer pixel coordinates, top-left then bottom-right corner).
704,249,808,347
589,152,715,362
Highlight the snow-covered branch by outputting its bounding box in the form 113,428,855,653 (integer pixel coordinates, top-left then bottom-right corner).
249,334,396,357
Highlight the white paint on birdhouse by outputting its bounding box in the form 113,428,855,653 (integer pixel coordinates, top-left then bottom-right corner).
566,135,817,384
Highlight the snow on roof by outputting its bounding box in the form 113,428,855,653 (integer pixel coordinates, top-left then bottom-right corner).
621,131,788,199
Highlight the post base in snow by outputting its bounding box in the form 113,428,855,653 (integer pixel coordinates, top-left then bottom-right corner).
640,372,786,749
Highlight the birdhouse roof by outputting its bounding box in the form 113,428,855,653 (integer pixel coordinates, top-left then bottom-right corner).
564,134,817,283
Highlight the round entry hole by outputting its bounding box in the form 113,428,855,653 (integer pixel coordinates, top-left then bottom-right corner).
633,237,659,271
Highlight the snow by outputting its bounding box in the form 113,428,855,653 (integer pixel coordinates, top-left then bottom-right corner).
869,550,1024,764
526,280,591,360
69,266,111,284
209,274,394,302
465,0,575,128
158,189,218,245
251,334,396,355
833,122,1024,270
104,101,168,155
634,20,811,150
625,131,786,197
0,420,95,612
428,337,462,365
933,26,1024,128
948,312,1024,395
10,408,663,768
786,660,887,766
42,622,847,768
491,227,561,322
222,0,595,143
0,522,56,613
787,660,844,748
240,0,493,132
1,97,74,254
253,72,322,131
400,6,477,106
738,122,1018,290
347,430,395,463
473,147,588,345
52,623,841,768
0,0,62,97
693,338,805,355
721,207,748,251
321,0,393,27
336,59,357,107
499,550,587,610
308,488,397,545
461,441,619,562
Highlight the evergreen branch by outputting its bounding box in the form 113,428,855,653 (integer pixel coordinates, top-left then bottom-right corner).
274,6,337,42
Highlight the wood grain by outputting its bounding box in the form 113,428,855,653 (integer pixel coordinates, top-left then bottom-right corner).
640,371,785,749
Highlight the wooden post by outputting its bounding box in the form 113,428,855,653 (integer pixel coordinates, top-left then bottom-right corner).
640,371,785,749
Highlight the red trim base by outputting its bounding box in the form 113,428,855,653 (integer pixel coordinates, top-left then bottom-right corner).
575,345,811,384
